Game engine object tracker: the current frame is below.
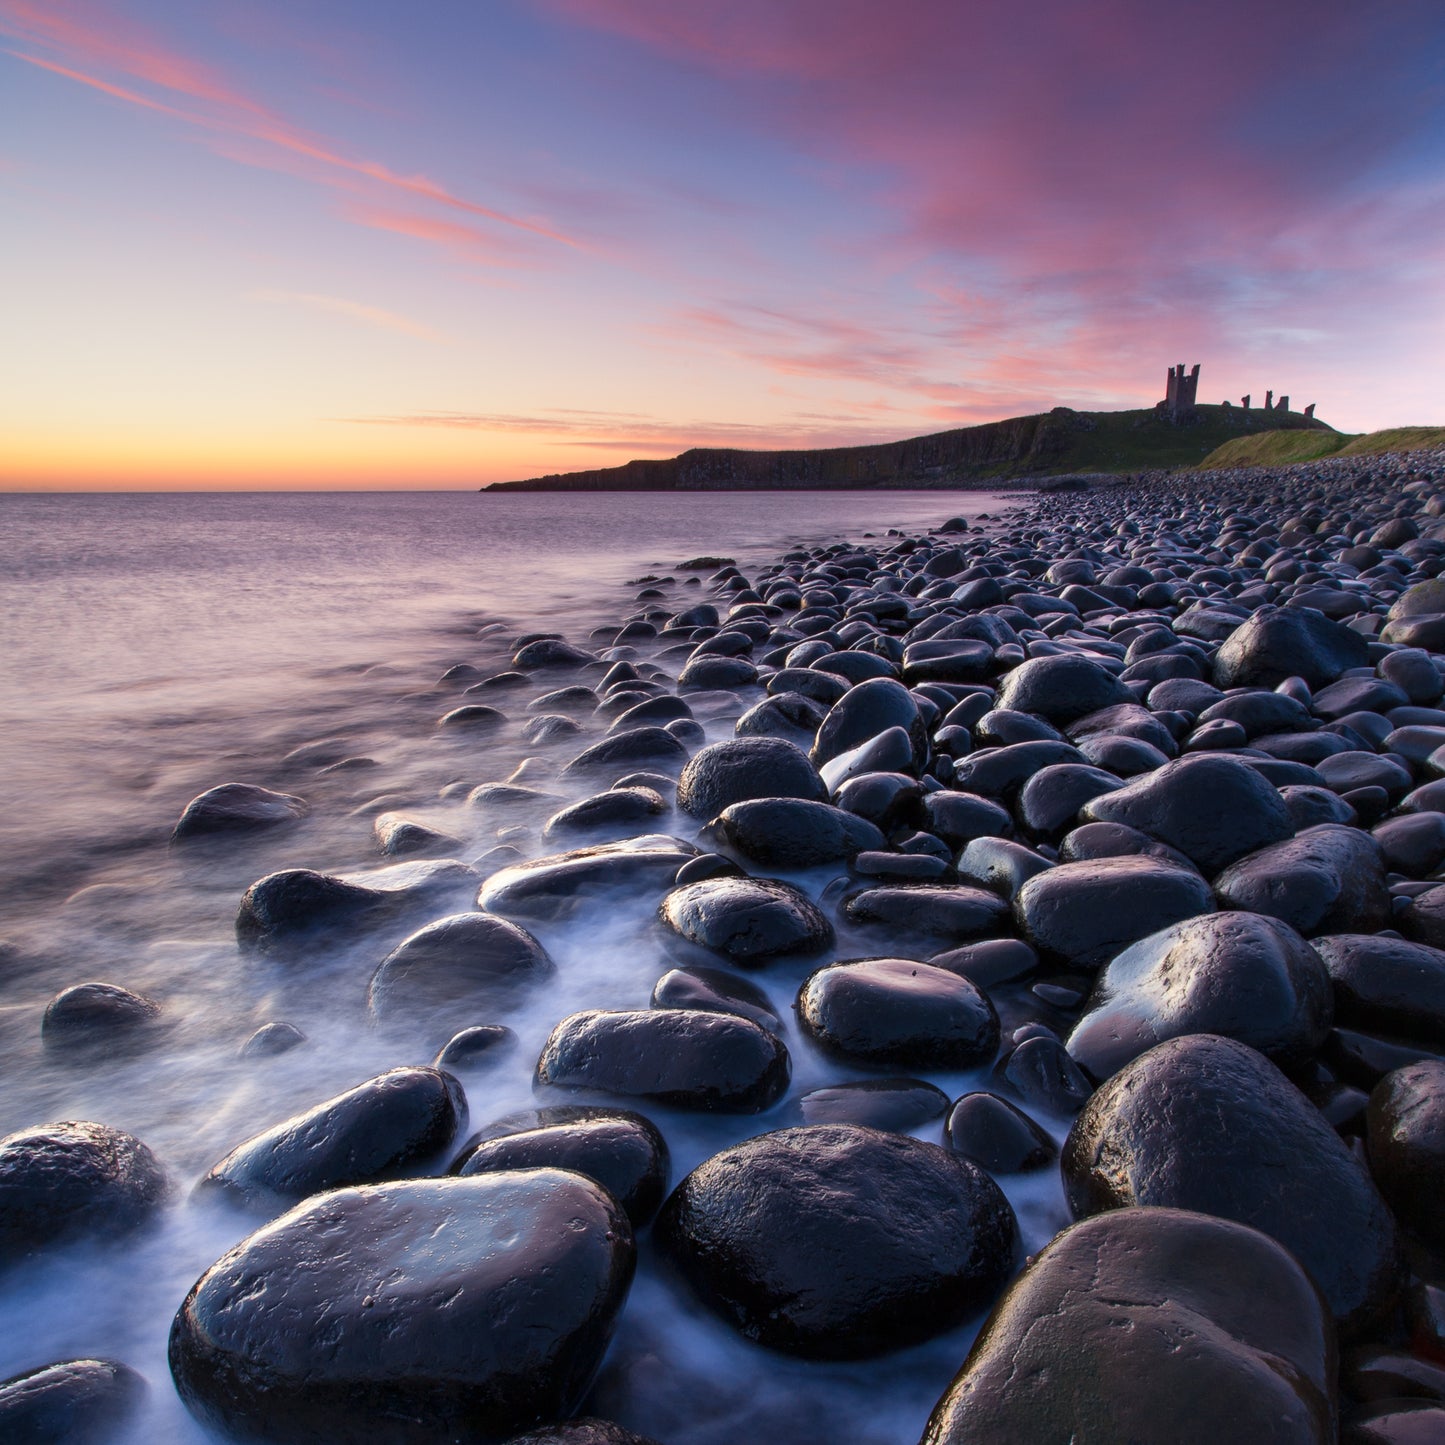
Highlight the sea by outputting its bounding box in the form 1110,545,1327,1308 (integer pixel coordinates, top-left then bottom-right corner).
0,489,1070,1445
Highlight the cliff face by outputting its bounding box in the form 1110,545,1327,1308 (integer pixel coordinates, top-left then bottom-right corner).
485,406,1333,491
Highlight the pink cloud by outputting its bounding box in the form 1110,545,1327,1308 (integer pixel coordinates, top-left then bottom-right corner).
0,0,581,253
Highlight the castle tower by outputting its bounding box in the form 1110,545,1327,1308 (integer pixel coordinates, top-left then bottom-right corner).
1165,363,1201,418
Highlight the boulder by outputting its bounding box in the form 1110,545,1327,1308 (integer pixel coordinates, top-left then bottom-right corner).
1366,1060,1445,1251
994,655,1132,724
709,798,883,868
0,1358,145,1444
478,836,698,922
173,782,307,840
1214,605,1369,688
676,739,827,820
659,876,833,964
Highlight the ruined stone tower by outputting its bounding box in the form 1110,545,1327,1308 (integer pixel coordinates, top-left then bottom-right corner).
1164,363,1200,418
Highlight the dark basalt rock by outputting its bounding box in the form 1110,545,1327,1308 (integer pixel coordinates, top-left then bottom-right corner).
796,1077,950,1132
919,1208,1336,1445
842,884,1012,941
659,876,833,963
998,1036,1094,1116
0,1358,145,1444
375,812,462,856
655,1124,1016,1358
1080,753,1294,873
944,1092,1056,1173
956,837,1053,898
173,782,308,841
1214,604,1370,689
241,1021,307,1059
1062,1033,1400,1334
1401,884,1445,951
1214,824,1392,936
1067,912,1334,1080
710,797,884,868
796,958,999,1068
1016,763,1124,839
479,836,699,922
438,704,506,731
435,1025,517,1069
561,729,689,780
733,691,828,745
676,738,827,821
514,637,597,669
542,788,669,842
920,790,1013,847
810,677,927,768
452,1106,669,1227
994,654,1131,724
368,913,554,1018
832,771,924,829
1283,784,1358,831
677,654,759,690
0,1121,167,1263
929,937,1040,987
1366,1060,1445,1250
649,965,782,1031
818,726,919,791
951,740,1085,799
199,1067,467,1211
40,982,161,1049
1013,855,1214,970
535,1009,790,1113
1372,811,1445,877
1313,934,1445,1045
169,1172,634,1445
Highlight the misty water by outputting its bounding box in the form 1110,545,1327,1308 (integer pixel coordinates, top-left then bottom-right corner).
0,488,1072,1444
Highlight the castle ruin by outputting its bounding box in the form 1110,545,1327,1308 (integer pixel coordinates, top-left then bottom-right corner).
1159,363,1314,422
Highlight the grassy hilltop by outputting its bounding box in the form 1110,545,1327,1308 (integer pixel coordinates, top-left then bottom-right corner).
1201,426,1445,469
486,404,1333,491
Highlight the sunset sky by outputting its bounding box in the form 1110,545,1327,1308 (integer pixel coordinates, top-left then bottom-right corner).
4,0,1444,489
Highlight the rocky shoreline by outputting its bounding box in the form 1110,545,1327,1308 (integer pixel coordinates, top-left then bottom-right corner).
5,448,1445,1442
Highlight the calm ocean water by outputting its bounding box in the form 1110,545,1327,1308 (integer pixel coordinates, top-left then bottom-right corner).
0,489,1069,1445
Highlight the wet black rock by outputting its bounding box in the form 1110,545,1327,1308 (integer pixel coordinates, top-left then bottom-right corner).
950,740,1084,799
994,654,1132,725
796,1077,950,1132
536,1009,790,1112
452,1105,669,1227
1013,855,1214,970
514,637,597,669
842,884,1011,941
818,726,919,791
199,1067,467,1211
1214,604,1370,689
375,812,462,856
435,1025,517,1069
929,937,1040,988
368,913,555,1018
240,1021,306,1059
479,836,699,922
1401,884,1445,950
655,1124,1016,1358
1214,824,1392,936
0,1121,167,1263
919,1207,1336,1445
561,729,689,780
0,1358,145,1444
1080,753,1294,873
677,739,827,820
649,965,782,1031
438,704,507,731
944,1092,1057,1173
1016,763,1124,839
542,788,669,843
677,655,759,690
1313,934,1445,1045
921,790,1013,847
40,982,161,1050
1366,1060,1445,1250
998,1036,1094,1116
796,958,999,1068
169,1172,634,1445
810,677,927,768
1067,912,1333,1080
1373,810,1445,877
710,797,883,868
956,837,1053,898
659,876,833,963
235,865,451,952
173,782,308,841
1062,1033,1399,1333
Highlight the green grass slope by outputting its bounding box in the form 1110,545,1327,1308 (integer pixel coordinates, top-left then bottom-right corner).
1201,425,1445,470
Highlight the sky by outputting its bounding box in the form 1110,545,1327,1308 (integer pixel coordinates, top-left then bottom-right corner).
3,0,1444,490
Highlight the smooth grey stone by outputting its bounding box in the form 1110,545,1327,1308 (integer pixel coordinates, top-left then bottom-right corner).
173,783,308,841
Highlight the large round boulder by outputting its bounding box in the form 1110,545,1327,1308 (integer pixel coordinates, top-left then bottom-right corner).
919,1208,1336,1444
1013,856,1215,970
367,914,554,1018
1366,1060,1445,1251
655,1125,1016,1358
0,1358,145,1444
1213,604,1369,688
198,1067,466,1211
676,739,827,820
0,1121,167,1263
994,654,1131,724
659,876,833,964
809,677,927,768
1313,933,1445,1045
1062,1033,1399,1333
796,958,998,1068
169,1172,634,1445
1067,912,1334,1080
709,798,884,868
478,836,698,922
173,782,308,841
535,1009,790,1113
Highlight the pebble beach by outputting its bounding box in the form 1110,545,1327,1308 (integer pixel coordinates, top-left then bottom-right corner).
5,452,1445,1444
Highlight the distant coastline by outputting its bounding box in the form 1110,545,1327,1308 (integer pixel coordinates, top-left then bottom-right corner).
484,404,1333,492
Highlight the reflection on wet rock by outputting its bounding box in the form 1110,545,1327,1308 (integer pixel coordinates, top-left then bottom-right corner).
172,781,308,841
660,876,833,964
479,836,699,921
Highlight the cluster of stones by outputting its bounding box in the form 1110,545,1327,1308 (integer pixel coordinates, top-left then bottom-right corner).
6,446,1445,1441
